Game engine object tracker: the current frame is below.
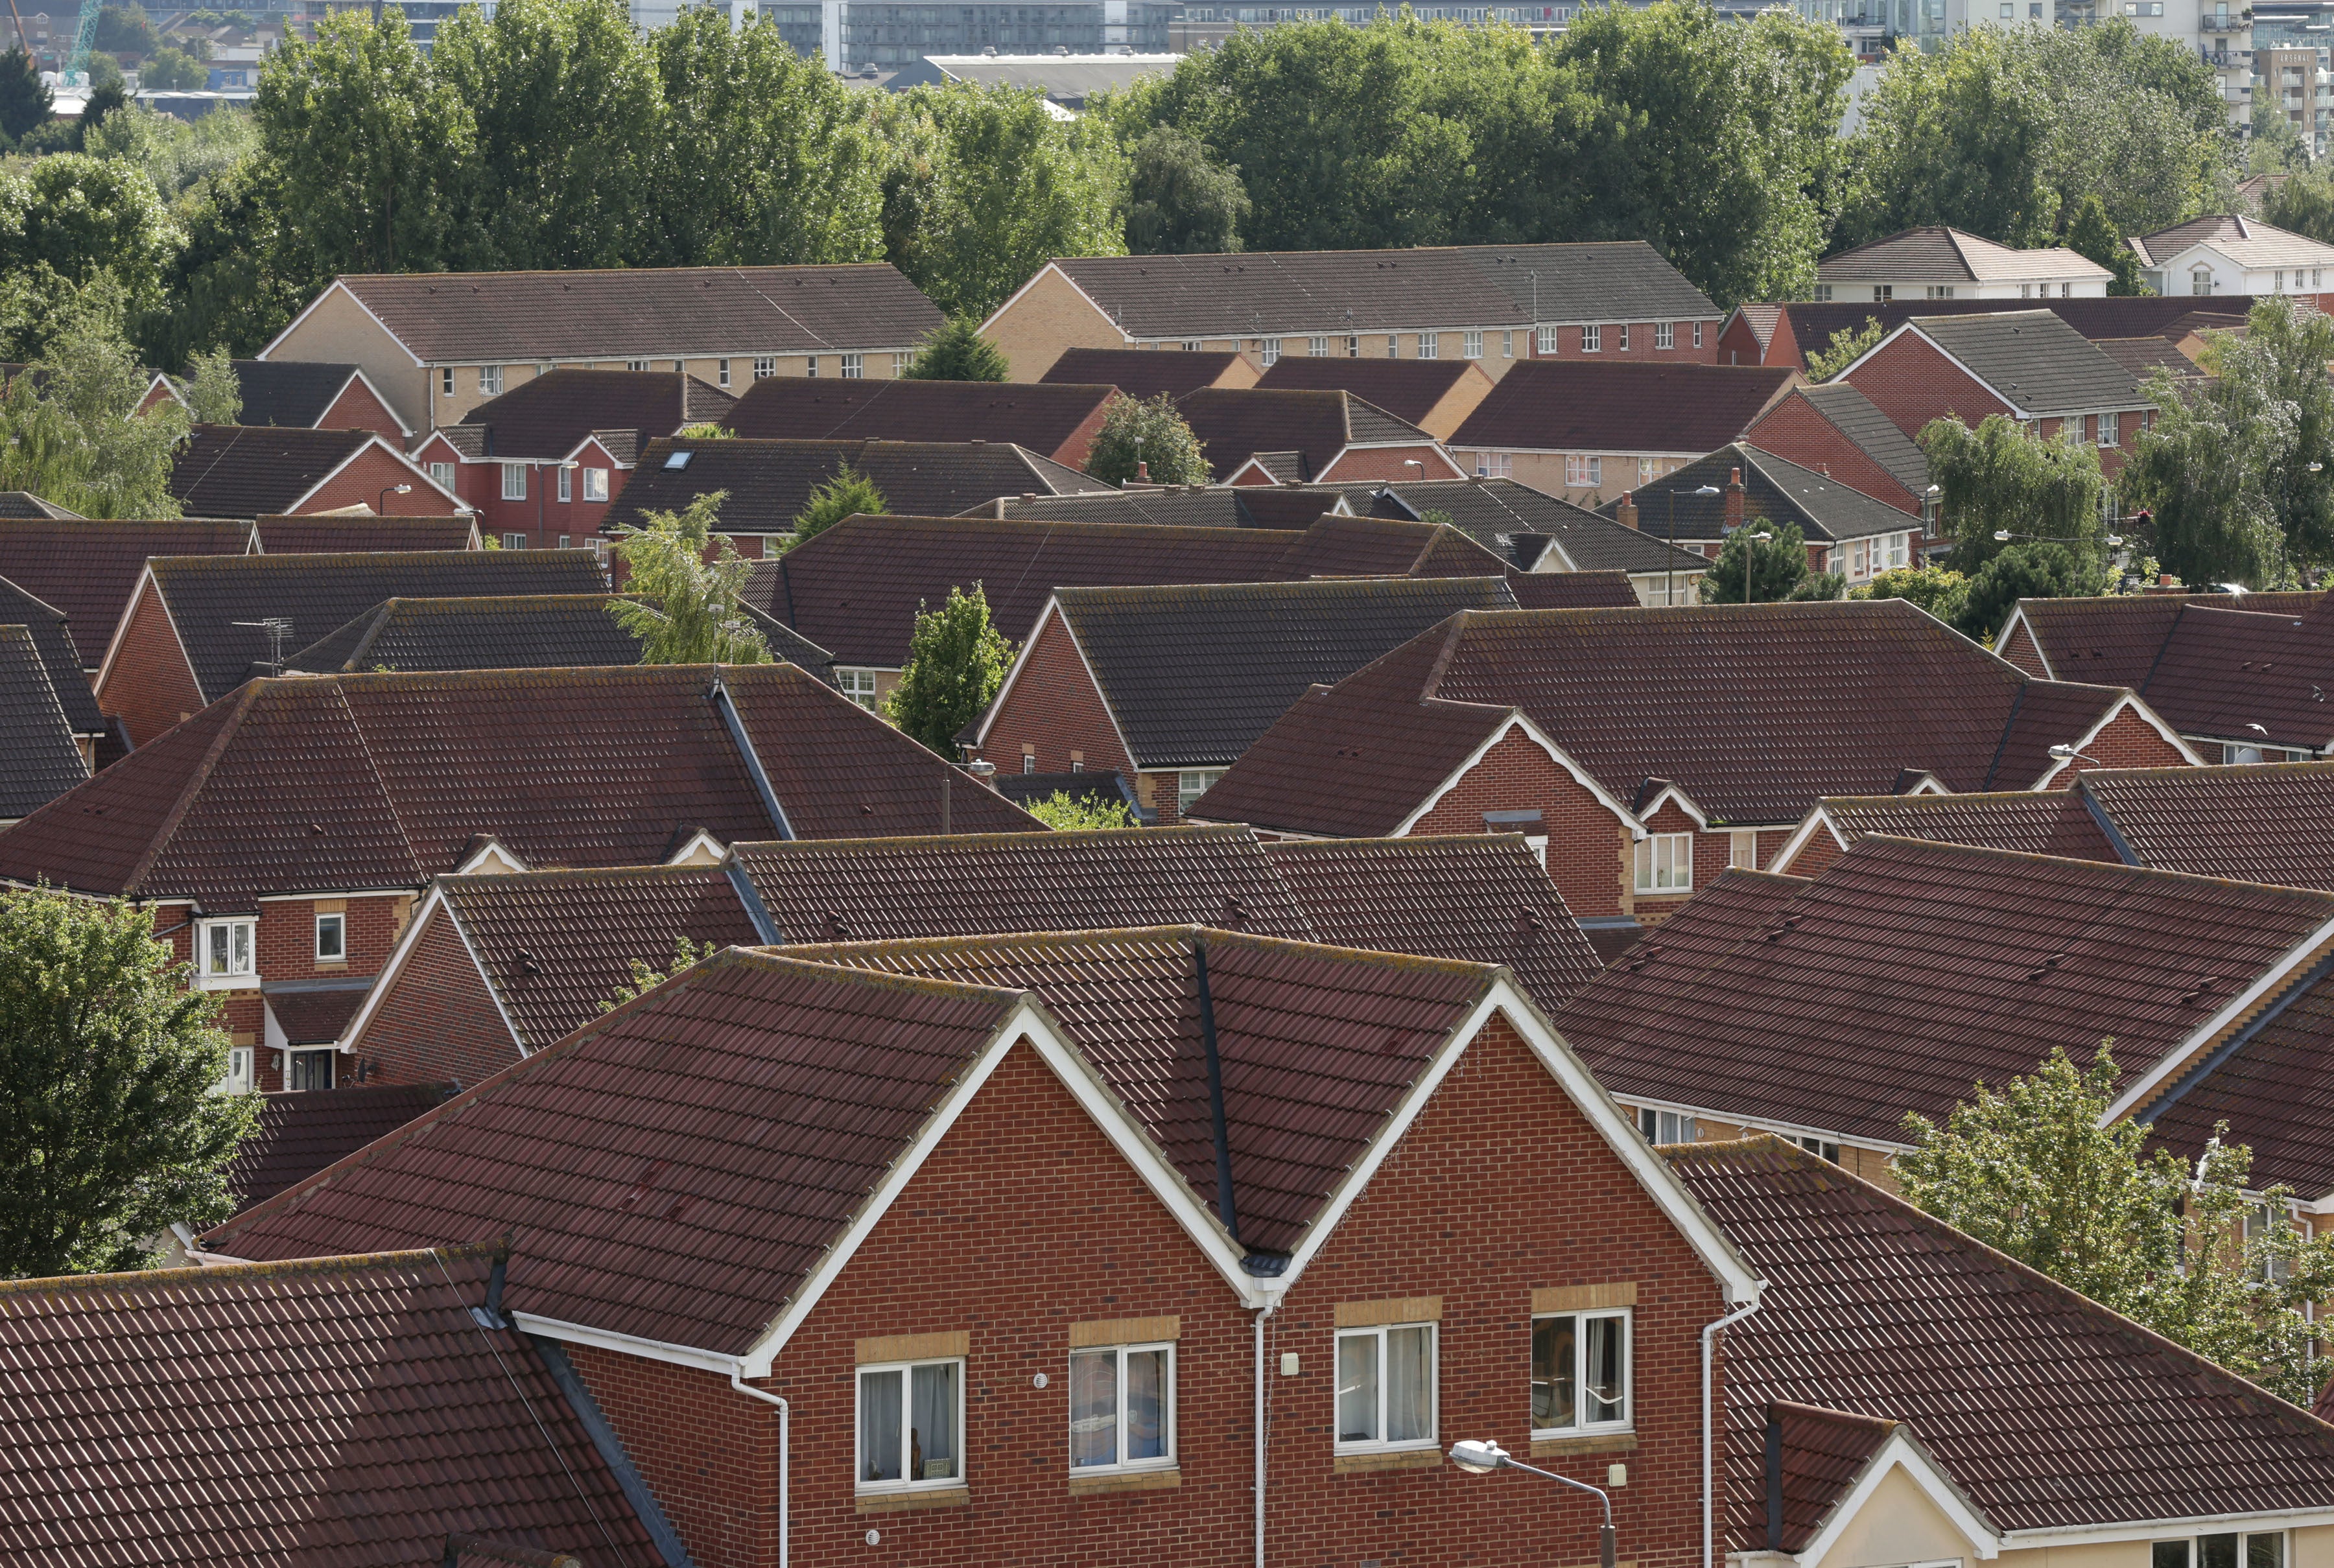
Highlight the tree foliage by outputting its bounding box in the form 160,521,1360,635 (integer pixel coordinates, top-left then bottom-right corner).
886,583,1012,758
2262,163,2334,244
1020,790,1137,830
0,887,259,1277
143,46,209,90
1700,520,1814,604
0,47,53,143
1955,540,2108,643
1851,563,1969,630
1124,122,1249,255
2061,193,2145,295
180,344,241,424
791,462,886,544
899,316,1011,382
606,490,774,664
598,935,718,1012
0,294,189,517
1920,412,2109,574
1900,1044,2334,1407
1803,316,1881,380
1085,392,1210,486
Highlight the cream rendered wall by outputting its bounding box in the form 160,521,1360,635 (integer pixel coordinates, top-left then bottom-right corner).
265,288,432,437
986,266,1126,381
1813,1464,1983,1568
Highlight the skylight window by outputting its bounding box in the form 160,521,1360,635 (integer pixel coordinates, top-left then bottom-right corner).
665,451,692,471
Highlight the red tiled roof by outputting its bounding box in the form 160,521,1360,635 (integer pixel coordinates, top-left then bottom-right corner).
1449,360,1798,454
2141,963,2334,1198
1742,298,2258,373
455,368,731,462
2136,601,2334,751
2005,590,2322,686
0,1246,664,1563
1677,1138,2334,1538
1253,357,1483,427
254,514,480,553
2079,761,2334,887
1041,347,1244,397
1279,514,1510,578
281,594,648,675
1557,835,2334,1145
0,664,1039,906
1175,388,1439,482
1763,1402,1897,1553
1583,868,1808,989
0,519,253,666
1802,789,2119,865
721,377,1114,455
228,1082,456,1210
1197,600,2151,836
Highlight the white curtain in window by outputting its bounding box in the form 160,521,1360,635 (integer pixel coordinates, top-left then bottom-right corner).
1585,1316,1625,1423
1336,1333,1378,1442
1126,1348,1168,1460
860,1369,902,1482
911,1362,956,1480
1070,1350,1116,1467
1385,1326,1432,1442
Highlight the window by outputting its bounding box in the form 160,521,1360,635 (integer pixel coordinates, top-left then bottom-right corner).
199,919,254,981
1813,284,1833,302
1070,1342,1175,1471
558,466,572,503
1502,330,1515,358
583,467,609,503
1537,325,1557,355
1926,285,1956,299
1260,338,1281,366
1177,769,1225,815
1655,322,1674,350
1417,333,1439,359
1463,330,1482,360
626,359,650,372
2061,281,2073,298
1638,1106,1697,1143
1532,1311,1629,1434
502,463,527,501
2276,270,2286,292
1693,322,1704,349
1564,455,1601,488
1308,336,1329,357
429,461,456,491
2020,283,2034,299
1345,336,1360,358
754,356,777,380
1334,1323,1436,1451
1872,285,1893,302
807,356,819,378
1474,451,1513,479
1638,456,1660,484
1616,324,1630,351
478,365,502,395
1634,832,1691,893
441,367,456,395
558,535,571,550
2155,1527,2285,1563
840,670,880,710
857,1357,961,1492
316,911,346,963
672,360,684,373
2098,411,2120,448
1183,340,1201,352
842,353,864,379
1730,830,1757,870
288,1047,335,1092
1022,755,1035,774
2193,267,2216,296
502,532,528,550
718,358,733,388
1782,1133,1842,1162
1582,324,1602,353
1386,334,1402,358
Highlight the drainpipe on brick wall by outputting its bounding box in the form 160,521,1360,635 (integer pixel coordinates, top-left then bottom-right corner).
1253,1297,1280,1568
731,1368,790,1568
1702,1297,1762,1568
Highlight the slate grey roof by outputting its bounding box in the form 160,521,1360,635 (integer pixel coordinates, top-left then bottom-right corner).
1044,575,1519,769
1596,443,1920,546
0,574,104,736
1795,383,1931,497
0,491,82,520
1173,388,1441,482
1046,242,1721,340
454,368,733,462
1900,310,2143,414
1343,477,1710,574
986,486,1349,527
281,595,648,674
230,360,362,428
0,623,87,819
168,426,384,519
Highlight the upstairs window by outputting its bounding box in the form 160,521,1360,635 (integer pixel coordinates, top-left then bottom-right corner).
1387,334,1402,358
1813,285,1833,302
428,461,456,491
807,356,819,378
1474,451,1513,480
315,911,345,963
754,356,777,379
1927,285,1955,299
858,1357,961,1492
842,353,865,379
441,367,456,395
1345,336,1360,358
1260,338,1281,365
1582,324,1602,353
1335,1322,1437,1452
558,466,572,503
1531,1310,1630,1435
1693,322,1704,349
2193,268,2216,296
1634,832,1691,893
2098,412,2121,448
1655,322,1674,350
840,669,880,710
502,532,528,550
1070,1342,1175,1472
501,463,527,502
1564,455,1601,488
1537,325,1557,355
1638,1107,1697,1143
2020,283,2034,299
1417,333,1439,359
1616,324,1630,351
1308,336,1329,357
718,358,733,387
199,918,255,981
478,365,503,395
1463,330,1482,359
1177,769,1225,816
1502,329,1515,358
1872,285,1894,302
583,468,610,503
626,358,650,372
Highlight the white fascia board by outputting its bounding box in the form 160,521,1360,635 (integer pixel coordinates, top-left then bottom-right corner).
93,561,202,703
510,1309,742,1375
448,884,533,1055
1793,1430,2001,1565
978,261,1126,345
1768,808,1845,874
335,883,447,1057
1389,709,1644,840
1830,319,1928,385
2103,911,2334,1123
285,434,468,516
257,279,425,368
2005,1506,2334,1549
1634,782,1710,830
2031,693,2204,789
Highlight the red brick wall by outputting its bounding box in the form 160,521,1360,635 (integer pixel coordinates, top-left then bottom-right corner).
2046,705,2189,784
1052,401,1111,470
1836,332,2012,441
1319,444,1467,484
973,609,1135,786
1776,825,1843,878
1407,726,1632,920
569,1343,782,1568
1996,617,2051,677
353,906,524,1088
1267,1013,1724,1568
319,377,410,441
301,443,466,516
1715,314,1767,368
1528,323,1721,364
465,444,625,548
97,577,204,745
1739,393,1922,514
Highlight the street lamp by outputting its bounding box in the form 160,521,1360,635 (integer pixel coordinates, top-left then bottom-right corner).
2049,743,2103,768
1450,1440,1617,1568
1668,485,1719,608
378,482,411,515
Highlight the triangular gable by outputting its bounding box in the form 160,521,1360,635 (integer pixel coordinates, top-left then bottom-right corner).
1388,708,1645,841
1769,806,1849,874
1767,1426,2002,1566
284,434,469,516
2030,692,2204,790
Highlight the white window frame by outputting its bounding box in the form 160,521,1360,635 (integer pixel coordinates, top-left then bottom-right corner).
1417,332,1439,359
1634,832,1691,893
1693,322,1704,349
1565,455,1601,488
754,356,777,379
218,1045,255,1095
441,367,456,395
315,911,346,963
806,356,819,378
1463,329,1482,360
1655,322,1674,350
558,465,572,503
428,460,456,491
1814,285,1833,302
855,1357,965,1494
1582,324,1602,353
1474,451,1513,480
842,353,865,379
1068,1341,1177,1474
1637,1106,1696,1143
582,467,611,503
840,669,881,710
1260,338,1281,366
2098,410,2120,449
196,917,255,987
718,358,732,388
1177,769,1225,815
501,463,528,501
1927,285,1956,299
1308,336,1328,358
626,358,650,372
1537,325,1557,355
1502,329,1514,358
1729,830,1757,870
478,364,502,395
1873,285,1894,302
1332,1322,1439,1454
1616,323,1630,351
2154,1528,2285,1568
502,532,529,551
1345,336,1360,358
1638,456,1659,484
1530,1307,1633,1438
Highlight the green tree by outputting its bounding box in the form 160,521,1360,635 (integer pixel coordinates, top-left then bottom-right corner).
1084,391,1209,486
0,47,52,143
1124,122,1250,255
0,152,181,356
1021,790,1137,830
1804,316,1881,380
606,490,774,664
899,316,1011,382
0,293,191,517
2248,97,2312,174
2262,164,2334,244
180,344,241,423
1919,412,2108,574
138,157,300,368
886,582,1012,757
1955,540,2108,642
791,462,886,544
0,887,259,1277
1899,1044,2334,1407
2062,193,2145,295
142,45,209,89
598,935,718,1012
1852,563,1970,629
1701,520,1813,604
93,3,159,56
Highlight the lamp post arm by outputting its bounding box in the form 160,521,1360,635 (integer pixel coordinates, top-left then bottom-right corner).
1494,1454,1613,1530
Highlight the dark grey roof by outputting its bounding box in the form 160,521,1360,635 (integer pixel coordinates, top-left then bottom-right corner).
1052,242,1721,340
281,595,648,674
993,768,1146,819
0,624,88,819
0,575,104,736
0,492,82,520
604,437,1111,537
167,426,383,519
987,486,1347,526
231,360,360,428
2093,336,2204,384
1796,383,1930,497
1592,443,1920,546
1344,478,1709,574
1047,575,1519,769
1904,310,2143,414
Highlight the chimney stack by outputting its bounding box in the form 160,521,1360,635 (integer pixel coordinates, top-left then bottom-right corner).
1724,467,1746,534
1616,492,1639,530
1136,460,1151,482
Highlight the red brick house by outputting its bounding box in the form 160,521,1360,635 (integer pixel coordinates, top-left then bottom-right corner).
969,576,1524,823
0,662,1038,1092
1173,387,1464,485
342,825,1602,1089
1188,600,2199,952
206,930,1761,1568
721,377,1118,471
0,519,255,679
167,425,466,520
92,548,607,745
412,368,735,550
250,513,481,553
1597,445,1923,588
141,359,413,441
1736,381,1931,516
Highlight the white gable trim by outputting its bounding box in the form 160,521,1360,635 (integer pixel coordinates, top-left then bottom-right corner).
94,561,204,703
2103,911,2334,1123
457,839,529,874
666,828,729,867
1790,1428,2001,1566
511,1309,742,1375
977,261,1127,345
281,433,469,517
2005,1504,2334,1549
968,596,1063,749
335,366,416,437
1995,603,2057,680
1225,456,1282,486
1388,708,1644,841
1768,806,1848,874
258,279,425,368
1634,782,1710,831
1835,321,2035,419
2029,693,2202,790
738,998,1260,1374
340,884,463,1059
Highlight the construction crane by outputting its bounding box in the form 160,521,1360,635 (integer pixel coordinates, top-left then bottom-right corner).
60,0,102,87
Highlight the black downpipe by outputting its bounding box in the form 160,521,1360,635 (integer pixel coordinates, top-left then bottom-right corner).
1765,1405,1786,1550
1194,941,1240,1247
